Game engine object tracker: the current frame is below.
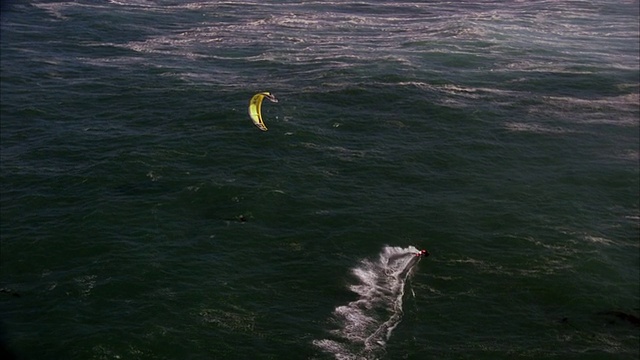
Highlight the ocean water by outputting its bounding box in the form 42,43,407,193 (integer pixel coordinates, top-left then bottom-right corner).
1,1,638,359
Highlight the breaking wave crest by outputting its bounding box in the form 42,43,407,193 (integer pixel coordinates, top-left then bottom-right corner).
314,246,424,360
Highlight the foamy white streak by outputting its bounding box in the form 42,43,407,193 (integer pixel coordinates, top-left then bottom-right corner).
314,245,423,360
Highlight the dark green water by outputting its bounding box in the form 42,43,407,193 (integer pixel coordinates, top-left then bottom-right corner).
1,1,639,359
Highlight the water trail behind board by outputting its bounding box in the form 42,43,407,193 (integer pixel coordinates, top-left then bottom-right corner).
314,246,424,360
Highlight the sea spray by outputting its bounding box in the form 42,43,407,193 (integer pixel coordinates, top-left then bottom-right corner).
314,246,426,360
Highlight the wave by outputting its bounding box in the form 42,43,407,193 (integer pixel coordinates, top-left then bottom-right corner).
314,245,425,360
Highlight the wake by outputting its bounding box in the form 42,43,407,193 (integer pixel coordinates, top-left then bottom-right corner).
313,246,426,360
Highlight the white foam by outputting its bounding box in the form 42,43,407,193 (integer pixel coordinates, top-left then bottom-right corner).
503,122,573,134
314,245,423,359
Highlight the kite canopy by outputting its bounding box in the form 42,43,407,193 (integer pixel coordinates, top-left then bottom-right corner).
248,92,278,131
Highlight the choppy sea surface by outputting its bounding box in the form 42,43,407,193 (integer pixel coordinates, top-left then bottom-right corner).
1,1,639,359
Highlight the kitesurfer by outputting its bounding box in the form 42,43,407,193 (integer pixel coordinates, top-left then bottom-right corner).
416,249,429,257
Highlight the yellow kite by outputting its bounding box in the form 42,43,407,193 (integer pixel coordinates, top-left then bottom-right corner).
248,92,278,131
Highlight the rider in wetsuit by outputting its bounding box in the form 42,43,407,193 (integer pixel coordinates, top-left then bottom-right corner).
416,249,430,257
